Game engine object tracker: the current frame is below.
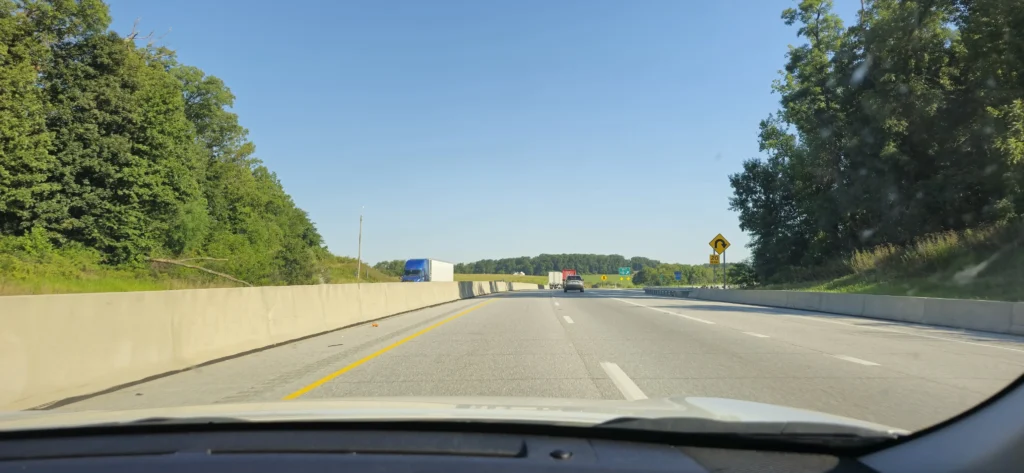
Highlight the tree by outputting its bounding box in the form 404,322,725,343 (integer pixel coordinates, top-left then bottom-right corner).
727,261,759,287
42,31,207,262
0,0,329,286
0,0,110,235
452,254,662,275
728,0,1023,283
730,117,812,279
374,259,406,277
0,1,55,234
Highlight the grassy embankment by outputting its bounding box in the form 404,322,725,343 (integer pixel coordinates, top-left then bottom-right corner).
0,233,396,296
581,273,638,288
761,222,1024,301
0,257,240,296
323,256,398,284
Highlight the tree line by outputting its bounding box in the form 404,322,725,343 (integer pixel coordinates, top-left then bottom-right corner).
628,262,756,287
454,254,662,275
729,0,1024,283
0,0,327,285
631,264,717,286
374,254,663,277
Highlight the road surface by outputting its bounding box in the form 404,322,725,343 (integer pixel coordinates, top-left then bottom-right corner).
57,289,1024,430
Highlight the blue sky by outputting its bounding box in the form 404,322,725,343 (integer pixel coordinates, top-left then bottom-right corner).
106,0,858,265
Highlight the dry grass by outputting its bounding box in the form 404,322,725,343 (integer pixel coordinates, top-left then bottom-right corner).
765,222,1024,301
0,230,398,296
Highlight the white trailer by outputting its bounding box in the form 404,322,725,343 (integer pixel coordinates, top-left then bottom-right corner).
548,271,563,289
428,259,454,282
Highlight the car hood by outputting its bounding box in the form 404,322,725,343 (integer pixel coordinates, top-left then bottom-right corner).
0,396,906,435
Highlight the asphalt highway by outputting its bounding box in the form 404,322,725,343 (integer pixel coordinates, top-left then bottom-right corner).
58,289,1024,430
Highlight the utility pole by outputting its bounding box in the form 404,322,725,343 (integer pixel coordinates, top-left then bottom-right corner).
356,208,363,281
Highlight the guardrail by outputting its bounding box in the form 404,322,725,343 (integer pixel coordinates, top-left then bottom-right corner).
643,287,1024,336
1,281,543,410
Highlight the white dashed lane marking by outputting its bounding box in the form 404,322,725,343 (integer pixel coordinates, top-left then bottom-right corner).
600,362,648,401
832,355,880,366
613,298,715,324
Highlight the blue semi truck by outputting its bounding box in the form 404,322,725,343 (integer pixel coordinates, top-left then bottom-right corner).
400,259,455,282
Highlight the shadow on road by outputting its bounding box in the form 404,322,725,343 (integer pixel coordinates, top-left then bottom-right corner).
663,303,810,316
667,303,1024,345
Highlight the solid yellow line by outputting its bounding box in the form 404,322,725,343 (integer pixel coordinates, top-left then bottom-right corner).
282,299,496,400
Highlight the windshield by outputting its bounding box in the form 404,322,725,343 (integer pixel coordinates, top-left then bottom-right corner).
2,0,1023,442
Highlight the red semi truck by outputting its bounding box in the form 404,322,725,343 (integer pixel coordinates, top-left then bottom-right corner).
561,269,577,280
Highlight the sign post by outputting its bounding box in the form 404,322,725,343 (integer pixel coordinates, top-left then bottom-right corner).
710,254,719,285
714,256,718,287
708,234,730,289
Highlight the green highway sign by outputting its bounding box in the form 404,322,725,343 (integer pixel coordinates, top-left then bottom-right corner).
618,267,631,276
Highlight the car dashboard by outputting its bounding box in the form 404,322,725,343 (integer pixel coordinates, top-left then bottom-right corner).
0,425,880,473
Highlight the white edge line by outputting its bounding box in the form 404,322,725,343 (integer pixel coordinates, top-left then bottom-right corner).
743,332,769,338
613,298,715,324
563,316,574,324
600,362,648,401
832,355,880,366
655,297,1024,355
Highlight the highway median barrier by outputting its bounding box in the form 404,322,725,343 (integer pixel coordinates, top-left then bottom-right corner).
0,281,541,411
861,294,926,324
644,287,1022,336
1013,304,1024,336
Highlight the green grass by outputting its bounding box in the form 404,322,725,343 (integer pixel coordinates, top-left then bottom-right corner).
581,273,638,288
0,272,238,296
323,256,399,283
760,222,1024,301
454,273,548,285
0,229,401,296
0,254,244,296
1,257,398,296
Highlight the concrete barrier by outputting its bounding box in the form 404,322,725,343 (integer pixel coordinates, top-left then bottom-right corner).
819,293,866,317
758,291,789,307
1013,303,1024,336
509,282,544,291
646,288,694,298
785,292,822,311
920,298,1013,333
862,294,926,324
0,281,539,410
644,287,1023,336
